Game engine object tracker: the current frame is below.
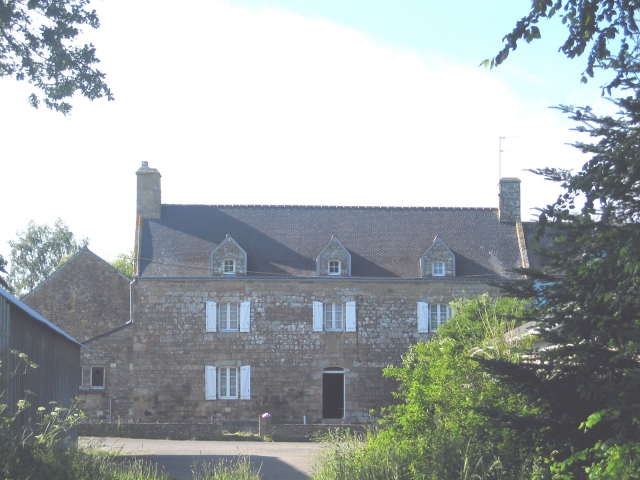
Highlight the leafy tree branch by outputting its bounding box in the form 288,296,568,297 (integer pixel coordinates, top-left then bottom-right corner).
0,0,114,114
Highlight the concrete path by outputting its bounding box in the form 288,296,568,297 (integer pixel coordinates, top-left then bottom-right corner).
79,437,323,480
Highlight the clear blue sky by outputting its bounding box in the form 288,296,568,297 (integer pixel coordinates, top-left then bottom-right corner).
0,0,613,264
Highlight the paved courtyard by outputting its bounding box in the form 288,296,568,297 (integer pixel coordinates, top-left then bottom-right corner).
80,437,324,480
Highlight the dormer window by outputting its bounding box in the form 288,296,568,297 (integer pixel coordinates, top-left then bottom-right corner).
223,259,235,274
432,261,445,276
317,237,351,277
210,236,247,276
421,237,456,278
328,260,341,275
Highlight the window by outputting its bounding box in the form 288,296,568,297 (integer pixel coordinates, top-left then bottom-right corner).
324,303,343,331
223,259,235,274
218,302,238,331
328,260,341,275
313,301,356,332
206,301,251,333
429,304,450,331
205,365,251,400
219,366,238,399
91,366,105,389
432,261,445,276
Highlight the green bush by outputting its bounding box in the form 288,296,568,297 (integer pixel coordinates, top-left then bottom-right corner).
313,295,538,480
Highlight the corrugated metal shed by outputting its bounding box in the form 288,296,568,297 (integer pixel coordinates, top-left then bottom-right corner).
0,287,81,431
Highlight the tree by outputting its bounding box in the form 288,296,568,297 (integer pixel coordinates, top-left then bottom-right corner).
478,3,640,476
312,295,537,480
110,251,133,279
477,78,640,479
485,0,640,90
7,219,88,297
0,0,113,114
0,254,8,290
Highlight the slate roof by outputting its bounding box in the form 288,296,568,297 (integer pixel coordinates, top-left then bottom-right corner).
137,205,525,281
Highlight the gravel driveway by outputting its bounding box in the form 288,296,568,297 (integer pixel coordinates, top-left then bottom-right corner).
80,437,323,480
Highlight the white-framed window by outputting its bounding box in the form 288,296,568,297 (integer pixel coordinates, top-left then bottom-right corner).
205,365,251,400
328,260,341,275
325,303,344,331
432,261,445,276
313,301,356,332
223,259,236,274
218,302,238,331
206,301,251,333
219,366,238,399
429,304,451,331
91,366,105,389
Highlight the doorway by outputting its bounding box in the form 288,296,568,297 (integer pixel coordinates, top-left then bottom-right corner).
322,367,344,419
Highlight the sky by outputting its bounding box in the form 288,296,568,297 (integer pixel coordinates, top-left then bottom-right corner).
0,0,618,265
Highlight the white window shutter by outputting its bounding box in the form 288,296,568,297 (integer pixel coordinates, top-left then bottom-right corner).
345,301,357,332
206,301,217,332
205,365,217,400
240,365,251,400
240,301,251,332
417,302,429,333
313,301,324,332
81,365,91,388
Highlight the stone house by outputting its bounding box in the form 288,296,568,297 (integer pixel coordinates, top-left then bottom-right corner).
128,163,528,423
23,248,133,420
22,163,530,425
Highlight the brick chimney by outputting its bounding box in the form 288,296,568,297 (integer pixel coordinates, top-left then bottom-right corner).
136,162,161,219
499,177,521,223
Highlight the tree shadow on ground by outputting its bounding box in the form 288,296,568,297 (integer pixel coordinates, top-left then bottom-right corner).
119,453,311,480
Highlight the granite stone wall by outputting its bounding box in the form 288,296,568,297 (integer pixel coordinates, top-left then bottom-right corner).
23,248,134,421
79,324,134,421
23,248,131,342
78,420,367,442
129,278,497,424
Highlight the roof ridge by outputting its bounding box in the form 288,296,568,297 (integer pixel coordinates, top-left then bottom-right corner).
161,204,497,211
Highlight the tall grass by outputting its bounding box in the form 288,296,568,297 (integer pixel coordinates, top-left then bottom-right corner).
311,430,512,480
192,456,261,480
312,430,403,480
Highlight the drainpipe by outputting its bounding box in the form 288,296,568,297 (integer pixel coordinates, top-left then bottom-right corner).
109,396,116,422
129,278,137,323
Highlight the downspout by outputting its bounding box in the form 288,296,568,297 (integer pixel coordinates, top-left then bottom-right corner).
129,278,137,324
129,214,142,324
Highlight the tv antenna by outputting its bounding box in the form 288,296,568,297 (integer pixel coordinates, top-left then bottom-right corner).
498,136,505,180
